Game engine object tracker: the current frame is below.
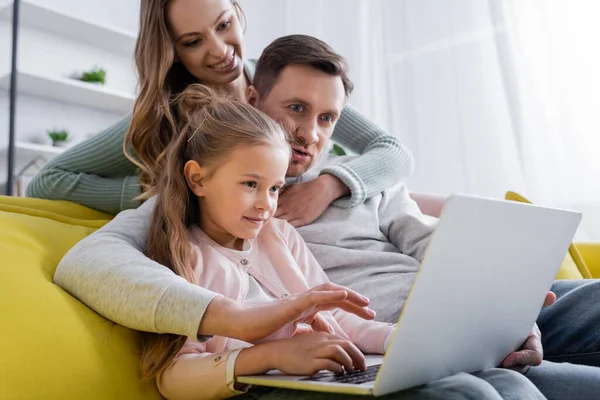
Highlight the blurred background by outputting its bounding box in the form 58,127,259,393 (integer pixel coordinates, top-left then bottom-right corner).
1,0,599,239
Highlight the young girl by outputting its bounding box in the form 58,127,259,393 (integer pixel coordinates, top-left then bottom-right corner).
140,85,547,400
142,84,395,399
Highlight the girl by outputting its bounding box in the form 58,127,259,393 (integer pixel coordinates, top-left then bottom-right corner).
141,84,546,400
27,0,414,222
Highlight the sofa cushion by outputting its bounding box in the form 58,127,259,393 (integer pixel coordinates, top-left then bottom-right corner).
0,196,161,400
505,191,592,280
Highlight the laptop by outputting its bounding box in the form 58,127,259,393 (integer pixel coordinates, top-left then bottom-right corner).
237,194,582,396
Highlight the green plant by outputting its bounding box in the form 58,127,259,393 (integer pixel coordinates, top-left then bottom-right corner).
78,67,106,84
47,129,69,143
330,143,347,156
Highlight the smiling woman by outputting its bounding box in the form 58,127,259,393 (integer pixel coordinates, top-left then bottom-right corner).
168,0,246,86
129,0,250,193
27,0,414,217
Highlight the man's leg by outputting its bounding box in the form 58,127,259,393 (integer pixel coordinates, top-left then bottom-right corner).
238,369,546,400
538,279,600,366
525,361,600,400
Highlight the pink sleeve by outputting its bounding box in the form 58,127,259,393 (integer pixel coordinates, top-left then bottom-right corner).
284,222,393,354
156,338,247,399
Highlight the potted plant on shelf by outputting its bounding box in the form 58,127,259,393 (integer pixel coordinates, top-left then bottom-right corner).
48,129,70,148
73,67,106,85
330,143,346,156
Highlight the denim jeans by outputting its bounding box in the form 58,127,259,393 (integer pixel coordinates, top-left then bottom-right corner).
234,368,545,400
523,279,600,400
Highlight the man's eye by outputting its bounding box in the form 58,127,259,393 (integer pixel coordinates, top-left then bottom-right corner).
321,114,334,123
289,104,304,112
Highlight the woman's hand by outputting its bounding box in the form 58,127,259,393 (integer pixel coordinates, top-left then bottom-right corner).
199,283,375,343
275,174,349,227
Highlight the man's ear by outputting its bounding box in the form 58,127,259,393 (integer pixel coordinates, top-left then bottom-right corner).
184,160,207,197
246,85,261,107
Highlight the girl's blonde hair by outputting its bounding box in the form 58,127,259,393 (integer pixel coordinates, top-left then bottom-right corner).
140,84,289,381
126,0,247,193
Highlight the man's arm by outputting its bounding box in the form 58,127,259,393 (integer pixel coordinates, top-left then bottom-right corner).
378,184,438,262
54,198,215,339
54,198,378,341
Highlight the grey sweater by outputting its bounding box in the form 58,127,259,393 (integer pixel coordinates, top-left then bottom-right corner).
26,60,414,215
54,155,436,338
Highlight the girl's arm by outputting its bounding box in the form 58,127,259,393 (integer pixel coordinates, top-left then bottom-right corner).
283,222,393,354
26,115,141,215
160,334,366,400
157,338,258,400
324,104,414,207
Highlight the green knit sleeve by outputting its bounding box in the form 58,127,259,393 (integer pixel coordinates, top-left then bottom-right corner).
321,104,414,208
26,115,141,215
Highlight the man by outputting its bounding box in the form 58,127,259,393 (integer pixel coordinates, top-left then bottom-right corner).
55,35,590,398
246,37,600,399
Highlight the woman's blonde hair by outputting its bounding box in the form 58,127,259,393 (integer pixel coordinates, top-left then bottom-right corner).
126,0,247,194
140,84,289,381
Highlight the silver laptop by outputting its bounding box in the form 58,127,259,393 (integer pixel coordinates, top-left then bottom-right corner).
238,194,582,396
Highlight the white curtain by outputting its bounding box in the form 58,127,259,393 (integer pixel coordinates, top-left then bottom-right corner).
242,0,600,239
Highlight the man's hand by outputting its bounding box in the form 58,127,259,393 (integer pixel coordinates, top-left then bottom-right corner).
502,291,556,373
199,282,375,343
275,174,349,227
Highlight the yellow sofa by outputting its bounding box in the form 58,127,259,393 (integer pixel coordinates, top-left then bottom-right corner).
0,195,161,400
1,193,599,399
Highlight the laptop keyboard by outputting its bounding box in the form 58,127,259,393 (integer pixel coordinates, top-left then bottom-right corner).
304,364,381,385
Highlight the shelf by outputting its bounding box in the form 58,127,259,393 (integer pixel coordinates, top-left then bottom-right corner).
0,0,137,56
0,71,135,114
15,142,64,159
0,142,64,161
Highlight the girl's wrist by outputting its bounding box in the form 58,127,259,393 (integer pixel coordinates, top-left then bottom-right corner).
235,342,278,377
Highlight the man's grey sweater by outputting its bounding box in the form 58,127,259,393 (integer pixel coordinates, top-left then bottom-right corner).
293,155,437,322
54,156,437,338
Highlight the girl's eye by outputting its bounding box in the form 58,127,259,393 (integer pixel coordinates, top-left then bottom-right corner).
289,104,304,112
243,181,257,189
269,186,281,193
184,39,202,47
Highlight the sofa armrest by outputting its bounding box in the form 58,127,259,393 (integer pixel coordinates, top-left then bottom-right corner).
574,242,600,279
410,191,448,218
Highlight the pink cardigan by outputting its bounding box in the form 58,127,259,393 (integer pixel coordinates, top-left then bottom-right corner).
157,218,393,399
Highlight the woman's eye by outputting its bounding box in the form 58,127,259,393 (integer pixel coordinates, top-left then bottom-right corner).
218,20,231,31
185,39,202,47
243,181,257,189
289,104,304,112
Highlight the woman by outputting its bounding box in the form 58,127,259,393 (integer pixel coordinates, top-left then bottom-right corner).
26,0,414,223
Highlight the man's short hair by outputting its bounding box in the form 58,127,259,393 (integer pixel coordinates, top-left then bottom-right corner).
253,34,354,98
